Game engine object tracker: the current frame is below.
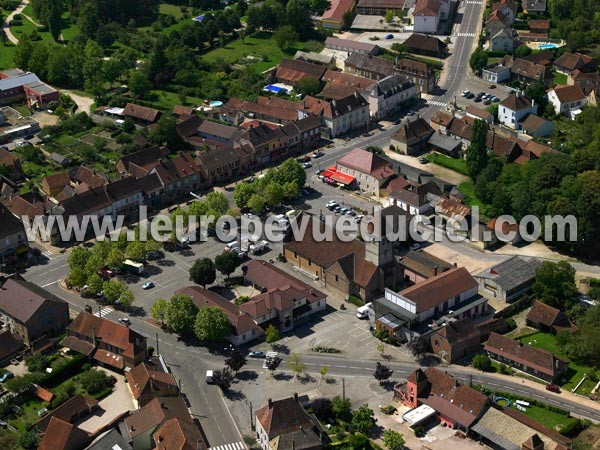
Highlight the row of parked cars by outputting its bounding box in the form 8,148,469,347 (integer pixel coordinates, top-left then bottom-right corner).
326,200,363,222
462,89,500,105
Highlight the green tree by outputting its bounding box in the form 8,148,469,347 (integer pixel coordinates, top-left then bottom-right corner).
351,404,377,434
189,258,216,288
151,298,169,325
273,25,298,51
83,40,105,93
296,77,322,96
265,324,281,343
86,273,104,295
215,251,241,279
77,2,100,41
149,114,185,150
288,353,305,378
532,261,577,310
25,354,49,373
373,362,393,385
472,353,492,371
263,182,284,207
106,247,125,268
391,42,408,54
515,45,532,58
102,279,126,304
247,194,266,214
194,307,231,341
205,191,230,214
225,348,247,374
47,0,63,41
118,288,134,308
69,247,91,270
282,181,299,200
376,343,385,356
383,429,405,450
233,183,256,209
69,268,88,287
129,70,152,99
165,294,198,335
469,47,488,76
5,373,42,394
466,119,489,180
213,367,234,391
385,9,395,22
125,241,146,261
285,0,312,39
19,430,39,450
332,395,352,422
342,10,353,29
320,365,329,380
79,369,109,394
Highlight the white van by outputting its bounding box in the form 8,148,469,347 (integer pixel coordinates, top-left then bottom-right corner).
205,370,214,384
356,302,373,319
225,241,240,252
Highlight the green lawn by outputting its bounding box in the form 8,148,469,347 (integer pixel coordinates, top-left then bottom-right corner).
0,43,17,70
512,404,578,432
148,90,204,110
428,152,469,175
518,332,597,395
553,71,568,85
159,3,184,19
203,32,305,73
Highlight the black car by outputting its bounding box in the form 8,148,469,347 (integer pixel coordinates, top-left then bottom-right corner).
465,92,475,99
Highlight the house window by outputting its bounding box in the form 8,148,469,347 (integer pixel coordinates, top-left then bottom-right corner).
335,275,339,282
308,260,312,266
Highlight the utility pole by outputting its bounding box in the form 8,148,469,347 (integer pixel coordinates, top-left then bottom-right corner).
155,333,160,356
342,378,346,401
250,401,254,430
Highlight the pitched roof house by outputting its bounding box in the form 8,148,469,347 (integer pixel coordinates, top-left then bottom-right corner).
498,92,537,130
36,394,99,431
394,367,489,429
255,394,327,450
0,148,24,182
0,278,70,346
336,147,394,197
554,53,597,75
403,33,447,57
520,114,555,138
123,103,161,124
523,0,546,12
126,360,179,407
400,250,453,285
63,311,147,370
526,301,575,334
275,59,327,84
484,332,569,382
431,318,482,363
492,0,517,24
391,116,435,156
38,417,91,450
547,84,587,117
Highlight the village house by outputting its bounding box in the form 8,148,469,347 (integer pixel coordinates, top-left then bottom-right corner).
197,146,250,185
399,250,452,285
430,318,482,363
38,416,91,450
0,207,28,272
274,58,327,85
526,301,575,334
482,63,512,84
394,367,489,430
489,27,514,53
307,89,369,138
428,131,463,157
255,394,328,450
356,0,407,14
485,10,509,37
388,180,442,215
502,55,551,86
413,0,449,34
554,52,598,75
84,429,132,450
325,37,379,55
242,260,327,332
41,172,70,198
547,84,587,118
0,148,24,183
36,394,99,432
395,58,437,94
429,110,454,133
123,397,206,450
520,113,555,137
466,105,494,124
528,19,550,37
63,311,148,371
523,0,546,13
373,267,486,333
0,277,69,347
498,92,537,130
475,256,541,302
391,116,434,155
492,0,517,24
344,53,395,81
364,75,419,120
125,359,179,407
0,69,58,107
484,332,569,382
318,0,356,30
123,103,161,125
403,33,448,58
336,147,394,197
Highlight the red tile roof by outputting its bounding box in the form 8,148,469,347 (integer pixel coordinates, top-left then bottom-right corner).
153,417,207,450
336,148,394,180
414,0,441,16
322,0,355,21
255,395,316,438
549,84,586,103
124,103,161,123
38,417,90,450
276,59,326,83
399,267,477,313
529,19,550,29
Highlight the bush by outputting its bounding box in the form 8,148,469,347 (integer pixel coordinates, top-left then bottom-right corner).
311,345,341,354
380,405,396,415
346,295,364,307
78,369,110,395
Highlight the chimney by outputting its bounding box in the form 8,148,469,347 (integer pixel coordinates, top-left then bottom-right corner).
531,98,535,108
91,326,96,347
453,262,457,267
516,89,520,98
268,398,273,409
433,265,438,276
157,435,163,442
293,393,299,402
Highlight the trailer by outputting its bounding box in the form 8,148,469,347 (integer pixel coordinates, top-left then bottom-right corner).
122,259,144,275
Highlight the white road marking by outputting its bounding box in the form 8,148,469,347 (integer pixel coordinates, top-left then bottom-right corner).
41,281,58,288
428,100,448,107
93,307,114,317
209,442,245,450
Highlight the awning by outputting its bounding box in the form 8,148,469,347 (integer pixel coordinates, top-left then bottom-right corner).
320,166,355,185
61,335,95,356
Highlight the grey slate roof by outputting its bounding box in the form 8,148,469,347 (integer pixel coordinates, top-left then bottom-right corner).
428,132,462,153
85,428,132,450
475,256,542,290
368,74,414,98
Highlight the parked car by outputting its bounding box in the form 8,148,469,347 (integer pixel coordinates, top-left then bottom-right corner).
84,304,93,313
483,99,491,105
9,359,19,366
345,210,356,216
0,372,14,383
410,243,421,251
492,96,500,102
461,89,471,97
142,281,155,290
118,318,131,325
303,162,312,169
465,92,475,99
488,84,496,89
312,151,324,159
418,157,429,164
333,206,342,213
407,109,415,116
545,384,561,393
248,351,265,358
385,34,394,39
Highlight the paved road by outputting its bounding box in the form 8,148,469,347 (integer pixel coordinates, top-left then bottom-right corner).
2,0,30,44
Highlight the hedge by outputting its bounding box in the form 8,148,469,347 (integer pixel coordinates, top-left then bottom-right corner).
494,295,534,318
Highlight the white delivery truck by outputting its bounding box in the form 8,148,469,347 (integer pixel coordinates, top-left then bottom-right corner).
205,370,214,384
356,302,373,320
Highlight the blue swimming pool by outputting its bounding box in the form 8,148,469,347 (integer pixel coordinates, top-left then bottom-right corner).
209,100,223,107
264,84,289,94
538,43,558,50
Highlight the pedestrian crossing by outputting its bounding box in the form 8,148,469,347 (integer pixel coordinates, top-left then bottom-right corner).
93,307,114,318
455,32,476,37
427,100,448,107
209,442,245,450
42,250,54,259
464,0,483,4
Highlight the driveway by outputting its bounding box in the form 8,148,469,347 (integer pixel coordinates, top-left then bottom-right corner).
384,149,469,186
2,0,30,44
62,90,94,114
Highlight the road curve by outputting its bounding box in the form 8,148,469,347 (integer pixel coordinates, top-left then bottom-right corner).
2,0,30,45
